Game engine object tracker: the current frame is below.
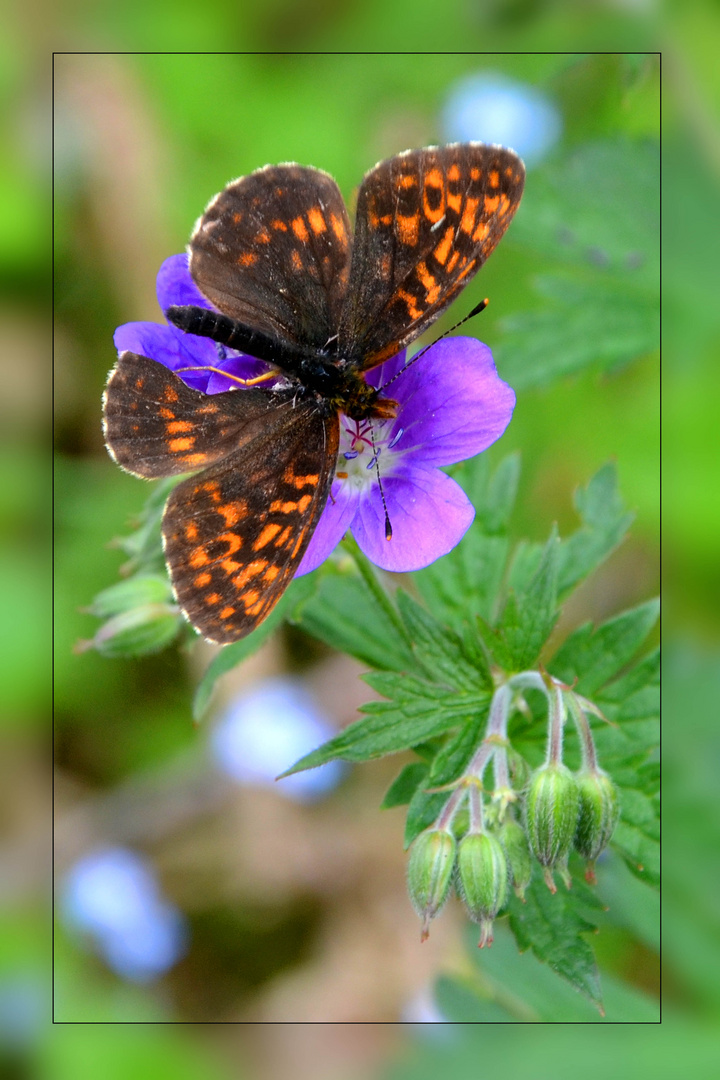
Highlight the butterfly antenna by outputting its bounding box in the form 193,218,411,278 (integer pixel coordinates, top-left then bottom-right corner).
369,426,393,540
379,298,489,392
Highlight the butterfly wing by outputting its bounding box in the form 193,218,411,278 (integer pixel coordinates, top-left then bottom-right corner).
188,164,352,351
338,144,525,367
161,396,338,644
103,352,293,479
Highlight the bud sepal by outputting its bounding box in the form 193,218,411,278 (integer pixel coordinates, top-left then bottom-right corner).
456,832,508,948
407,828,457,941
574,768,620,882
524,763,580,892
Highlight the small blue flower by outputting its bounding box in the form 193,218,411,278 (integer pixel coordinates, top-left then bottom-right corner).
60,848,188,982
210,677,345,801
443,74,562,166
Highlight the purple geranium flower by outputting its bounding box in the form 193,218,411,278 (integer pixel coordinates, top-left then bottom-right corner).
115,255,515,574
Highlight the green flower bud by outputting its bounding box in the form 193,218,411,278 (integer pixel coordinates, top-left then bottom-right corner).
76,603,181,658
497,817,533,900
407,829,456,941
524,764,580,891
574,769,619,881
86,574,173,618
457,832,508,948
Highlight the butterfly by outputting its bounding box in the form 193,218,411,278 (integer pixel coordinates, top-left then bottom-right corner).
103,144,525,644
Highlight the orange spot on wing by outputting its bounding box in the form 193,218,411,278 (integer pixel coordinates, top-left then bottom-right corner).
263,566,280,583
447,163,460,181
218,502,247,527
238,251,257,267
221,558,242,575
399,173,417,189
283,467,319,489
269,499,298,514
233,560,267,588
330,213,348,245
296,494,312,513
396,288,423,320
197,403,219,414
206,593,221,605
135,377,145,390
460,197,480,235
472,221,489,242
163,387,179,403
447,190,462,213
195,571,212,587
396,213,419,246
470,167,481,181
433,225,455,266
182,453,209,467
217,533,243,557
274,526,292,548
484,194,501,214
159,407,175,419
447,250,461,273
307,207,326,234
220,606,236,619
416,261,440,305
290,250,303,271
241,589,261,609
169,437,194,452
254,523,281,549
256,229,271,243
185,522,199,541
272,219,288,231
190,547,210,568
488,170,499,187
167,420,193,434
291,216,309,242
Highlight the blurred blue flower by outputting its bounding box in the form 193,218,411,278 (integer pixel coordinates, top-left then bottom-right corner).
0,975,43,1048
443,74,562,166
210,677,345,801
60,848,188,982
401,985,454,1034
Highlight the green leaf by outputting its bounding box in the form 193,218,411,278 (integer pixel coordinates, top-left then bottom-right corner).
500,526,560,670
414,453,518,629
283,672,488,774
557,463,635,596
508,877,604,1011
381,761,430,809
192,573,317,720
291,561,414,672
395,590,491,692
551,598,659,696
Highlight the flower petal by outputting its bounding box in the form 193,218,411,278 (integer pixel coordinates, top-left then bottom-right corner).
385,337,515,468
295,482,360,577
156,254,214,314
352,465,475,572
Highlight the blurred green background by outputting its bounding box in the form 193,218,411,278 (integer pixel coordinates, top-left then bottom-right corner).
0,0,702,1072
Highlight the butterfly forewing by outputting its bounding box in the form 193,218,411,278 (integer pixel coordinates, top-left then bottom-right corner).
338,144,525,367
161,400,339,644
189,165,352,351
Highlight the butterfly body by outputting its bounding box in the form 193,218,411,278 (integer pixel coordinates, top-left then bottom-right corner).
103,144,525,643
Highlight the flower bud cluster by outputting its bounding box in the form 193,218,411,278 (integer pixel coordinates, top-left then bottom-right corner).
76,574,183,657
405,676,621,941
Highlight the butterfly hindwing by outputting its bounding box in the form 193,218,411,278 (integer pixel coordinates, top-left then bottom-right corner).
189,165,353,352
103,351,293,479
161,400,339,643
339,144,525,367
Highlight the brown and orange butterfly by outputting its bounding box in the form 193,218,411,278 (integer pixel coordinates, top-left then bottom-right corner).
103,144,525,643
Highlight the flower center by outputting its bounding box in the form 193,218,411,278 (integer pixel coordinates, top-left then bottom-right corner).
334,417,404,490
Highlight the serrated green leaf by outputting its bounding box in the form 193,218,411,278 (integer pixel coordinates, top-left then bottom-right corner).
283,673,488,775
381,761,430,809
551,598,659,696
501,527,559,670
508,879,603,1010
395,590,491,692
192,573,317,720
557,464,635,596
404,708,488,847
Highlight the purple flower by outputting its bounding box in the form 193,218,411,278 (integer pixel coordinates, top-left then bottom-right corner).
116,256,516,574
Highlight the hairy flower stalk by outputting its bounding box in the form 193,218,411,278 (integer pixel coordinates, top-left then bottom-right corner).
524,684,579,892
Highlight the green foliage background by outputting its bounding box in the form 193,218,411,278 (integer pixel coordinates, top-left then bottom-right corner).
2,0,704,1071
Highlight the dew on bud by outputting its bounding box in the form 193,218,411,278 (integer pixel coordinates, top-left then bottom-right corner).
407,829,457,941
